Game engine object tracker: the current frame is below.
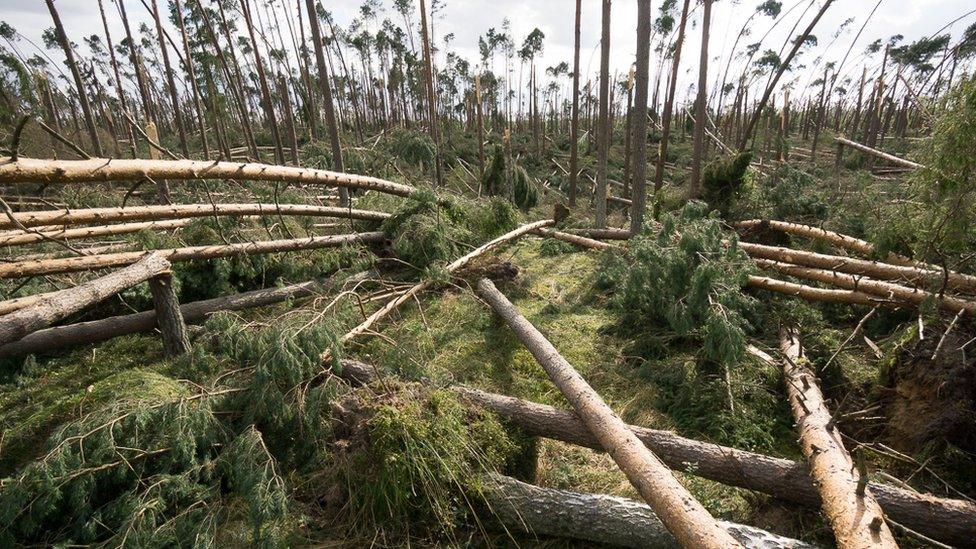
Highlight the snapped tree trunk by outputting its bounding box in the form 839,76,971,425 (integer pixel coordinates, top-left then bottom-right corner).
0,253,170,346
475,278,743,549
779,328,897,548
149,272,191,357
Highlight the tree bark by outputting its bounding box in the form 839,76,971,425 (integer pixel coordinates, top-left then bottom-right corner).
418,0,443,187
569,0,582,208
45,0,102,156
337,359,976,547
628,0,656,233
172,0,210,160
779,328,897,548
532,228,614,250
833,136,922,169
0,253,170,346
651,0,690,220
149,272,191,356
0,232,385,279
739,241,976,293
0,279,327,358
0,157,415,197
594,0,612,228
0,219,193,247
475,278,743,549
747,275,886,308
690,0,713,197
240,0,285,164
150,0,189,158
484,474,815,549
0,203,388,231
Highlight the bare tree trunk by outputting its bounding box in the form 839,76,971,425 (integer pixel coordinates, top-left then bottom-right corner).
475,73,486,183
149,272,191,356
278,74,300,165
834,136,922,169
45,0,102,156
628,0,653,233
779,328,897,548
0,253,170,346
97,0,137,158
569,0,582,208
595,0,611,228
419,0,443,187
0,219,194,247
690,0,712,197
240,0,285,164
475,278,743,549
150,0,189,157
173,0,210,160
652,0,690,220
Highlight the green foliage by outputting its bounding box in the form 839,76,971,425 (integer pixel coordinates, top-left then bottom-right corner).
384,128,437,168
382,189,518,270
512,165,539,211
539,237,578,257
333,384,516,538
701,152,753,218
764,164,829,222
482,144,506,196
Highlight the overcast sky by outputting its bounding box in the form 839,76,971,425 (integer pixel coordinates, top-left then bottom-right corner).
3,0,975,104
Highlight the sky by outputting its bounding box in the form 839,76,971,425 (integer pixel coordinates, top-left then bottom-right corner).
3,0,975,105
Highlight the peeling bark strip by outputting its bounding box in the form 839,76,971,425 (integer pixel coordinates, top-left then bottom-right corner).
780,328,897,548
0,203,391,231
834,136,923,170
0,253,170,347
338,359,976,547
485,474,816,549
0,157,416,197
475,279,742,549
0,231,385,279
740,241,976,293
755,259,976,315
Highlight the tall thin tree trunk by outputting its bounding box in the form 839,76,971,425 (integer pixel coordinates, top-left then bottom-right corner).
595,0,611,229
46,0,102,156
150,0,189,157
97,0,137,158
652,0,690,219
690,0,712,198
419,0,443,187
569,0,582,208
240,0,285,165
173,0,210,160
629,0,653,233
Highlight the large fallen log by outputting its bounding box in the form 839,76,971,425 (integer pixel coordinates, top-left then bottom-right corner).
475,279,742,549
0,279,323,357
485,473,815,549
0,219,194,247
779,328,897,548
0,203,391,231
746,276,894,308
0,157,416,197
533,227,615,250
835,136,923,170
0,253,170,347
734,220,912,265
336,359,976,546
565,227,633,240
740,241,976,293
0,231,386,278
755,259,976,315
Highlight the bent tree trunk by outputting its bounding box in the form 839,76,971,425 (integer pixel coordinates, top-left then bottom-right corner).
780,328,897,548
475,278,742,549
337,359,976,547
485,473,815,549
0,253,170,346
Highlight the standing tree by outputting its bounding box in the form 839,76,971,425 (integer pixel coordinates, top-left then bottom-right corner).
629,0,652,233
690,0,713,198
652,0,690,219
149,0,189,157
595,0,612,228
569,0,582,208
419,0,443,186
240,0,285,164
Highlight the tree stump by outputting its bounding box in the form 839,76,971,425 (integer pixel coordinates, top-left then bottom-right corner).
149,272,190,357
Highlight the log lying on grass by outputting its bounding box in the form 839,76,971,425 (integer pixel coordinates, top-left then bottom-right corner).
835,136,923,170
0,231,386,278
740,241,976,293
0,253,170,347
475,279,743,549
336,359,976,547
565,227,633,240
0,157,416,197
0,203,391,231
746,276,894,308
779,328,897,548
0,279,323,357
0,219,194,247
755,259,976,315
533,227,615,250
485,473,815,549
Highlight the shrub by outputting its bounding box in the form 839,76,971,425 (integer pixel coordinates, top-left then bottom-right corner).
701,152,753,218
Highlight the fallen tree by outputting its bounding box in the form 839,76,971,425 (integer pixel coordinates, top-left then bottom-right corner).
0,157,416,197
475,278,742,549
533,227,615,250
746,275,894,308
0,279,321,357
835,136,924,170
739,241,976,293
0,231,386,278
0,253,170,346
0,219,194,247
485,473,815,549
779,328,897,548
755,259,976,315
335,359,976,546
0,203,391,230
734,219,913,266
565,227,633,240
